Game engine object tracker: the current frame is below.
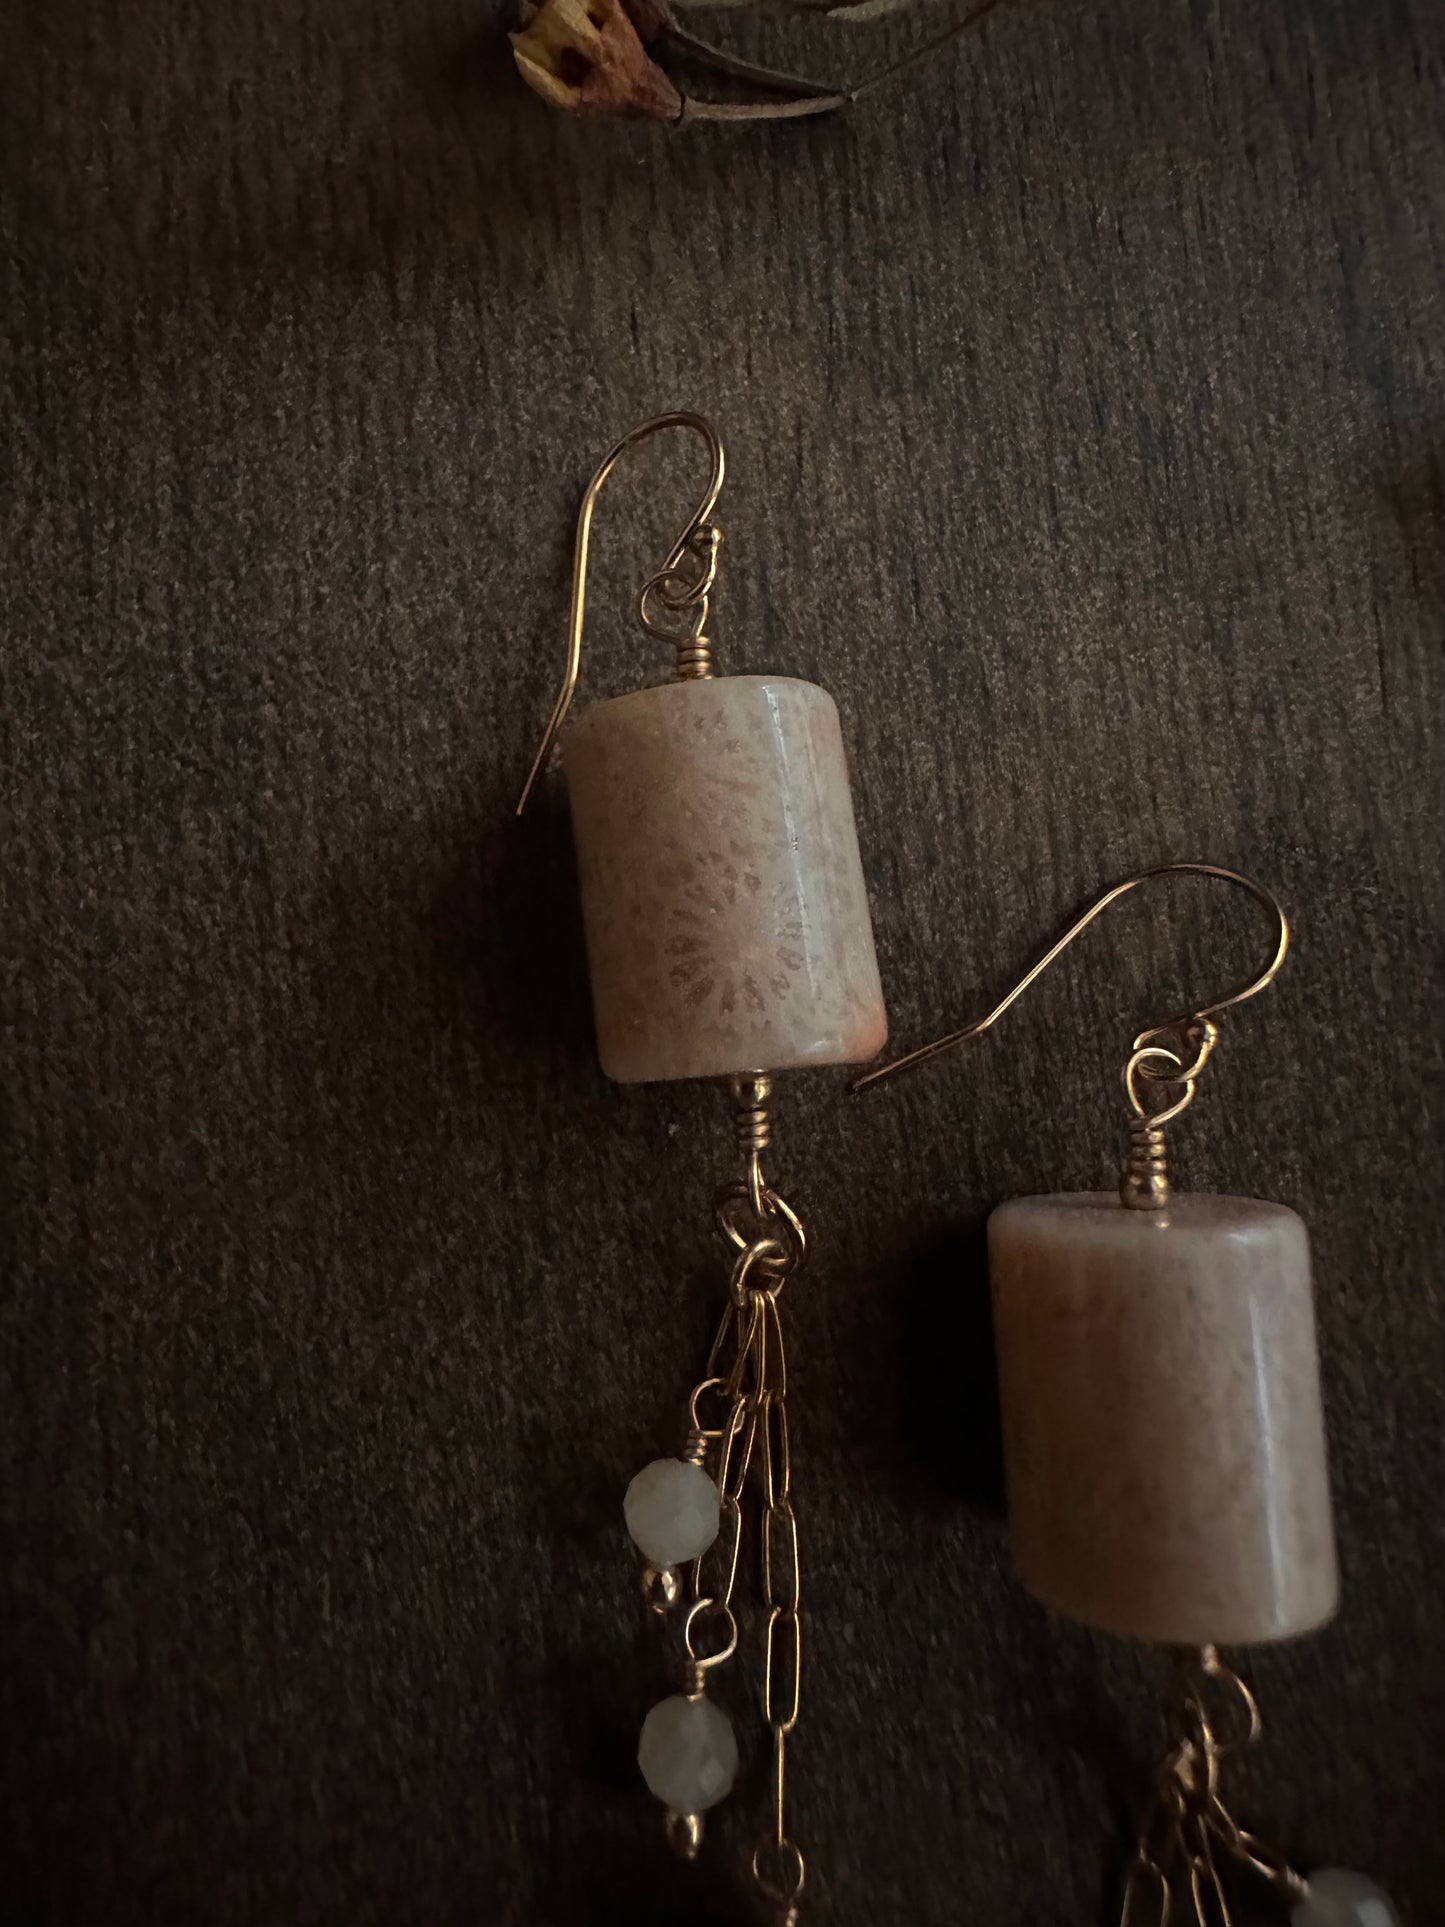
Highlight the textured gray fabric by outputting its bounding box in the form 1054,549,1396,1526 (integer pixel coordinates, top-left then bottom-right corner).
3,1,1442,1922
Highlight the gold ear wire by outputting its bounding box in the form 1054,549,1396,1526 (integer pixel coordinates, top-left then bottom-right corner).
852,860,1289,1093
515,412,726,815
854,862,1289,1206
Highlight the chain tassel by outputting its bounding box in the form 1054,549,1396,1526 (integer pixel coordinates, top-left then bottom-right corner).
1121,1647,1307,1927
645,1075,808,1922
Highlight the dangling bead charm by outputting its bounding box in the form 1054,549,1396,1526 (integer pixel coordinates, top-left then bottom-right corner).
624,1457,721,1566
1292,1869,1401,1927
638,1694,739,1812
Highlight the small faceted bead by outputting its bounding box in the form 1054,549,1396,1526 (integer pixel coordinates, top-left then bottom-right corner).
1292,1868,1401,1927
637,1695,739,1811
624,1458,721,1565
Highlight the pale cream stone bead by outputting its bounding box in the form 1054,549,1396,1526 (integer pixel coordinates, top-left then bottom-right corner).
989,1192,1339,1646
563,675,888,1082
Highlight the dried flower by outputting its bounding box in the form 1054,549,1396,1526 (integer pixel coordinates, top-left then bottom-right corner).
512,0,1013,122
511,0,682,120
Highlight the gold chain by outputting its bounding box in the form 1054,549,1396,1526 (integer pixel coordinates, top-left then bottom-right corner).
651,1075,808,1922
1121,1647,1307,1927
755,1300,804,1923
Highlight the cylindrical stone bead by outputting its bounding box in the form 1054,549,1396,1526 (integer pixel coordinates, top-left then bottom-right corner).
563,675,888,1083
989,1192,1339,1646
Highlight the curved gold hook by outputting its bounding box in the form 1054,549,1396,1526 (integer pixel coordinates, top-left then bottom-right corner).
515,412,725,815
852,862,1289,1092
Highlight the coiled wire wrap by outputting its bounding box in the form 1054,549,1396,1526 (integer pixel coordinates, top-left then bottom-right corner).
640,522,722,682
1120,1019,1219,1209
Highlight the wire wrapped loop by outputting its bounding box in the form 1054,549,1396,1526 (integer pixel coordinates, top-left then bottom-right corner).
640,523,722,682
1120,1020,1220,1209
682,1597,738,1674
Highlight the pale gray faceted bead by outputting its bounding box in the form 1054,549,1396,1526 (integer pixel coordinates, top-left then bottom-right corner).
637,1695,739,1812
624,1457,720,1565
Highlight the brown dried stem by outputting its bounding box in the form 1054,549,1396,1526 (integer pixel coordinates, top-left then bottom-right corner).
674,0,1009,117
512,0,1015,122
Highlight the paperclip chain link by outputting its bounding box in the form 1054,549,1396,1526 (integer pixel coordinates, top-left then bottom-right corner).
756,1298,805,1924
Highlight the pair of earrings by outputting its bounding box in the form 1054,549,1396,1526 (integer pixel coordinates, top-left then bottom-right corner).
515,415,1397,1927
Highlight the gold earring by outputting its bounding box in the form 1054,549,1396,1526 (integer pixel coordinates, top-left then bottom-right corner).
858,862,1399,1927
519,414,888,1920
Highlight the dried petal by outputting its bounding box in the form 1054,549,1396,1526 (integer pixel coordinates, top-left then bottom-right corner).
512,0,683,119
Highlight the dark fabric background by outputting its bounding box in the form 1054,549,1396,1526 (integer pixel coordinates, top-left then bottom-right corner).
3,1,1442,1922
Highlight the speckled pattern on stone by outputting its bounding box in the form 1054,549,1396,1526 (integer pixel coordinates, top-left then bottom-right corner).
566,677,888,1081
